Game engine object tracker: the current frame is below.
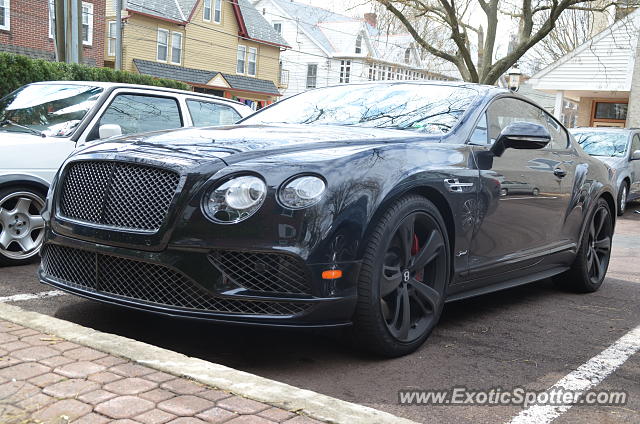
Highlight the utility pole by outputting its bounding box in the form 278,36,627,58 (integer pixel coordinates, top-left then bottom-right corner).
53,0,83,64
115,0,122,70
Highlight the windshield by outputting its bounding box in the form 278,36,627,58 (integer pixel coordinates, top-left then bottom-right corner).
0,84,104,137
572,131,629,157
243,83,481,134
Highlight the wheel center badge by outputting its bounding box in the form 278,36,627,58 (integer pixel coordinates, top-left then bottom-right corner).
403,270,411,283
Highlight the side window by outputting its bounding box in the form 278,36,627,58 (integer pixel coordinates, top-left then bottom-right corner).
631,134,640,154
187,100,241,127
95,94,182,139
469,113,489,144
544,114,569,150
486,98,568,149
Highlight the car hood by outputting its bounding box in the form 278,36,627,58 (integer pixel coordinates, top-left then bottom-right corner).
75,124,440,164
0,131,65,146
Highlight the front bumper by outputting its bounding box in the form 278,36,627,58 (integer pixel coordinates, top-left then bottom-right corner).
39,230,361,328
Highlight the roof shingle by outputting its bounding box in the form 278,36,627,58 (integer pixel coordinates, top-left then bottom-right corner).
133,59,281,95
237,0,289,47
126,0,289,48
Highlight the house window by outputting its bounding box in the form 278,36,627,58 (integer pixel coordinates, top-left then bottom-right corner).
387,66,392,80
236,45,246,73
247,47,257,76
404,48,410,64
0,0,9,31
107,21,117,56
203,0,211,21
214,0,221,23
594,102,628,121
306,64,317,88
81,2,93,45
48,0,55,38
171,32,182,64
355,34,362,54
340,60,350,83
157,28,169,61
273,22,282,34
368,64,373,81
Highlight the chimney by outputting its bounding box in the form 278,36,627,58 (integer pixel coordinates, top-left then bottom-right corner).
364,13,377,28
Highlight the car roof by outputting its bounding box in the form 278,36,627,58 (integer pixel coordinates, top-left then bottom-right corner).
25,80,247,107
305,80,497,92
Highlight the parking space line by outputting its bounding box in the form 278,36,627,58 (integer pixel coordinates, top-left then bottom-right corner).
0,290,67,303
508,324,640,424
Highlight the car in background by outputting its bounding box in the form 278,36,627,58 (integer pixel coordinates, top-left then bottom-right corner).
570,128,640,215
0,81,252,266
500,180,540,196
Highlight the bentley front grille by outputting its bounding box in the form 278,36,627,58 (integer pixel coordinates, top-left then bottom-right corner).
59,161,180,232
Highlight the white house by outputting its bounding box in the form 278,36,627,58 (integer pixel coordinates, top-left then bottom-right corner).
253,0,456,97
528,8,640,127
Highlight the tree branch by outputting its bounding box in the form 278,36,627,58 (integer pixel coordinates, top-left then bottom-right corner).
378,0,465,72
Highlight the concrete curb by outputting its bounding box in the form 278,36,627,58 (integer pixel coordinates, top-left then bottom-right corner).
0,302,418,424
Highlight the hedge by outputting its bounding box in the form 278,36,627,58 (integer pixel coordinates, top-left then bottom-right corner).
0,52,190,98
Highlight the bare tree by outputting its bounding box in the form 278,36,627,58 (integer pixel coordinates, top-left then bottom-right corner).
376,0,618,84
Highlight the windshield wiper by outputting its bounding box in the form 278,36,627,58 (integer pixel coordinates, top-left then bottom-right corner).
0,119,45,137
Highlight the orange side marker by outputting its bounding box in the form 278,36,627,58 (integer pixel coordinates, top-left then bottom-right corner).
322,270,343,280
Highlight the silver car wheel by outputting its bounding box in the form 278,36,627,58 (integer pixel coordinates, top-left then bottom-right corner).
620,186,627,214
0,191,46,261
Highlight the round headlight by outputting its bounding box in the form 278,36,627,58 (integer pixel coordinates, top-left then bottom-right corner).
279,175,326,209
205,175,267,223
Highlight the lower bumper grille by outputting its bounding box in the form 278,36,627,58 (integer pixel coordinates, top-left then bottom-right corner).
209,250,311,295
41,244,309,316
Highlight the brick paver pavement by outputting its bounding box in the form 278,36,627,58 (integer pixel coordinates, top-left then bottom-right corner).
0,319,323,424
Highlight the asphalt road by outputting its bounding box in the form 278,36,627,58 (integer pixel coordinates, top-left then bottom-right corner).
2,208,640,424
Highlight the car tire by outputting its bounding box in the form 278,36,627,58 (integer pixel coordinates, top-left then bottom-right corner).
532,188,540,196
617,182,628,216
554,198,613,293
0,187,47,267
353,195,450,357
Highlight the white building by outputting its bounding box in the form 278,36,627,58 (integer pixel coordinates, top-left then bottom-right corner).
253,0,456,97
528,8,640,127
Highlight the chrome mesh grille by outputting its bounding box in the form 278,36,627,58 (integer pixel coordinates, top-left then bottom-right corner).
59,161,180,232
210,250,311,295
41,244,310,316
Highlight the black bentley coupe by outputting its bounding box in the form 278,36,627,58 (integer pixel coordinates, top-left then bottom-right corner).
39,82,615,356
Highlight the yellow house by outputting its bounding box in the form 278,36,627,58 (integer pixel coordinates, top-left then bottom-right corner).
105,0,289,106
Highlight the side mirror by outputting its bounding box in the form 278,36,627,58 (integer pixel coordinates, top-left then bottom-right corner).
99,124,122,139
490,122,551,157
630,150,640,161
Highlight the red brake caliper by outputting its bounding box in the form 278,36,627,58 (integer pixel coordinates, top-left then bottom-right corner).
411,234,420,255
411,234,424,282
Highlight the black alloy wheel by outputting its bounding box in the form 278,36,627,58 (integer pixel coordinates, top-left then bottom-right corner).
555,198,613,292
354,195,450,357
585,203,612,286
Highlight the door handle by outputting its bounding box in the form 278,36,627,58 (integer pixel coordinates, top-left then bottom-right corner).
553,168,567,178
